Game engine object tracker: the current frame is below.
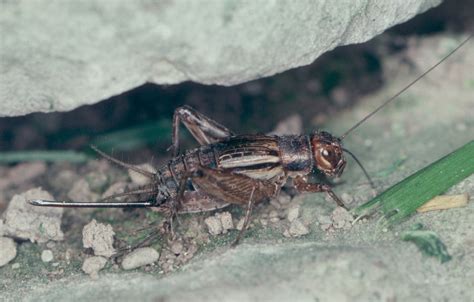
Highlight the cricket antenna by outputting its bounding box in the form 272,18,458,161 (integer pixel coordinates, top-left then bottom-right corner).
342,148,375,189
339,35,471,140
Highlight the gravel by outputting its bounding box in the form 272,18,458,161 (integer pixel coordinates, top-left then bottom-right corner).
82,256,107,279
41,250,54,263
82,219,116,258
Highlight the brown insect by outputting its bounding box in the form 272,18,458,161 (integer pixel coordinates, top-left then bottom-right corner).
29,36,471,245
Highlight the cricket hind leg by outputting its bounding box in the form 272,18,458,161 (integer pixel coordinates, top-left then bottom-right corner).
170,105,235,156
185,166,279,245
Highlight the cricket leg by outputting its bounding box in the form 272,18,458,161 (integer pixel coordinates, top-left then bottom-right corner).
232,187,256,246
188,166,279,244
170,105,235,156
293,176,348,210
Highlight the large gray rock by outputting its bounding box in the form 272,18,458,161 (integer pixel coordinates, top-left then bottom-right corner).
0,0,441,117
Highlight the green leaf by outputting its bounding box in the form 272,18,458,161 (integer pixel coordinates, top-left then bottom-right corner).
352,140,474,225
0,150,91,163
401,225,452,263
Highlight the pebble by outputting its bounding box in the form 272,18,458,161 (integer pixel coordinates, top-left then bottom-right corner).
0,237,17,267
68,179,99,203
12,263,20,269
102,182,127,200
1,188,64,243
235,218,245,231
341,193,354,205
41,249,54,263
287,206,300,222
170,241,184,255
85,171,109,192
331,207,354,230
277,191,292,205
122,247,159,270
288,219,310,237
216,212,234,233
82,219,116,258
128,163,156,186
82,256,107,279
204,216,223,235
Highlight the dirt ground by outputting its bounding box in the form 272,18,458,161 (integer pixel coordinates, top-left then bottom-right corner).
1,8,473,302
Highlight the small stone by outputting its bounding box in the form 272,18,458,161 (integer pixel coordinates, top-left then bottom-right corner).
235,218,245,231
170,241,184,255
52,262,60,267
269,199,281,209
85,171,109,192
216,212,234,233
288,219,310,237
277,191,292,205
41,250,54,263
341,193,354,205
331,207,354,230
287,206,300,222
128,163,156,186
50,170,77,191
1,188,64,243
122,247,159,270
260,219,268,226
317,215,332,225
320,223,332,232
101,182,128,201
82,256,107,279
0,237,17,267
0,162,46,190
12,263,20,269
204,216,223,235
82,219,115,258
68,179,99,203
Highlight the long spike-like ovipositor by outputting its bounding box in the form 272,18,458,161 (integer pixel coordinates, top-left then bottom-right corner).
339,35,471,140
28,199,154,208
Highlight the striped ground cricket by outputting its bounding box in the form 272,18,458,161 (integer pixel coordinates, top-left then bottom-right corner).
29,36,471,246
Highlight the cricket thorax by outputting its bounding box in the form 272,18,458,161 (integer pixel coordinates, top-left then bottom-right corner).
277,135,313,176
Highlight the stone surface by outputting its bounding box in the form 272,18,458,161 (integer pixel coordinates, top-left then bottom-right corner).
0,0,441,116
0,188,64,243
82,219,116,258
121,247,160,270
0,237,17,267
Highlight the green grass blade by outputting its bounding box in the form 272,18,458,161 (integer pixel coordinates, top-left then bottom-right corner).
0,150,91,163
352,140,474,225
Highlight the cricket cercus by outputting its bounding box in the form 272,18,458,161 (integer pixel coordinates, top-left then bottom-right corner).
30,36,471,245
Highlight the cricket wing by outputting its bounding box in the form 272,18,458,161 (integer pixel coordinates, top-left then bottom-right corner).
191,166,279,206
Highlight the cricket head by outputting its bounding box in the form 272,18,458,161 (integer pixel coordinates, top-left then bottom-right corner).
310,131,346,177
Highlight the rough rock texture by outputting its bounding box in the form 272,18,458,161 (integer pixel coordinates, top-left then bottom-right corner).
0,0,441,116
0,237,17,267
0,188,64,243
82,219,115,258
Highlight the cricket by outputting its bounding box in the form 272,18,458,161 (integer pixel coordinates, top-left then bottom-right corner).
28,36,471,246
